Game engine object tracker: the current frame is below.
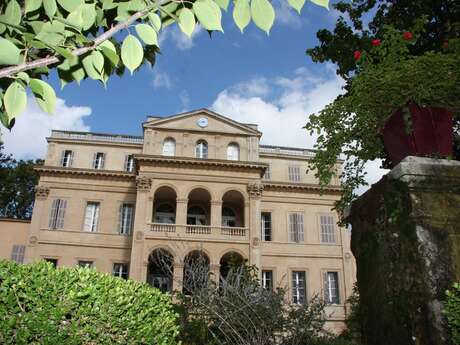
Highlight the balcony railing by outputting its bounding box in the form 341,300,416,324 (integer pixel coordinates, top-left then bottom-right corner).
259,145,316,158
51,130,144,145
147,223,248,240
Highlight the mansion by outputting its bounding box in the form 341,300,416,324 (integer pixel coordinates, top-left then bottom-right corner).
0,108,355,330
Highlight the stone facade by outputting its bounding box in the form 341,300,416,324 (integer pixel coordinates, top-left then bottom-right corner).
3,109,355,330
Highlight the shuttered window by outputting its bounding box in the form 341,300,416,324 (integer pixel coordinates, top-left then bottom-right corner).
262,270,273,290
48,199,67,230
77,260,93,268
118,203,134,235
324,271,340,304
263,165,271,180
83,202,100,232
11,245,26,263
195,140,208,159
320,215,336,243
162,138,176,156
113,263,129,279
93,152,105,169
289,213,304,243
292,271,306,305
124,155,135,172
61,150,73,167
261,212,272,241
288,166,301,182
227,143,240,160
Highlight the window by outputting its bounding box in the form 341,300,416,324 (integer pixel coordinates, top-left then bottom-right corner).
124,155,135,172
11,245,26,263
113,263,129,279
324,272,340,304
262,270,273,289
118,203,134,235
61,150,73,167
288,166,301,182
263,165,271,180
77,260,93,268
93,152,105,169
320,215,336,243
48,199,67,230
195,140,208,159
289,213,304,243
44,258,58,268
162,138,176,156
83,202,100,232
292,271,306,305
187,206,207,225
261,212,272,241
227,143,239,160
154,203,176,224
222,207,236,227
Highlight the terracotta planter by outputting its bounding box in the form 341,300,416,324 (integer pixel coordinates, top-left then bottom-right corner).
382,103,453,168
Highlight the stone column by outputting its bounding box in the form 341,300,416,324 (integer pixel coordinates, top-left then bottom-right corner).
173,263,184,292
348,156,460,345
211,200,223,228
176,198,188,225
129,176,152,282
247,182,264,276
25,186,50,263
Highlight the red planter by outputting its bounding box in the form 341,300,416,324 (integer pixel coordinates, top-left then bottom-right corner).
382,103,453,168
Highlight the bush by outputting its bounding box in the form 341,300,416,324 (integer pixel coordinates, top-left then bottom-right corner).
0,260,180,345
446,283,460,345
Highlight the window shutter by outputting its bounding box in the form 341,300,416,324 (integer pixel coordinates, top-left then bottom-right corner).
60,151,65,166
83,203,93,231
118,204,123,234
124,155,129,171
56,200,67,229
100,153,105,169
49,199,58,229
323,272,330,303
297,213,304,242
92,153,97,169
93,204,100,231
69,151,73,167
289,213,296,242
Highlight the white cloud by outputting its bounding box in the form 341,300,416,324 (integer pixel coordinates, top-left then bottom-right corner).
152,70,173,89
273,0,303,29
1,96,91,160
211,65,387,193
179,90,191,111
159,25,202,51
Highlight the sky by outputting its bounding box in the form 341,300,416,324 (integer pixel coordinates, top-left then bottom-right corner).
1,1,387,192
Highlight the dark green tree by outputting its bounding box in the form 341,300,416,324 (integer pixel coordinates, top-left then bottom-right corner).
0,142,41,219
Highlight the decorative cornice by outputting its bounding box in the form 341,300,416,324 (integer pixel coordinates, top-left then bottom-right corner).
35,166,136,180
263,182,342,194
136,176,152,191
247,182,264,198
34,186,50,199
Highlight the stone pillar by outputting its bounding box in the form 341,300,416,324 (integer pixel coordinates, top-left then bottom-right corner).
129,176,152,282
176,198,188,225
348,156,460,345
25,186,50,263
247,182,264,276
173,263,184,292
211,200,222,227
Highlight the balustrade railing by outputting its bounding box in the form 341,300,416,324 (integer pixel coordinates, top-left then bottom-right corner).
150,223,176,233
147,223,248,239
186,225,212,235
221,226,246,237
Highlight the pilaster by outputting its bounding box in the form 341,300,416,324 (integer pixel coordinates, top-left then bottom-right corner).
173,263,185,292
25,186,50,263
176,198,188,225
211,200,223,227
247,182,264,276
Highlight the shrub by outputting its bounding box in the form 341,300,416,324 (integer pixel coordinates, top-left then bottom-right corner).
0,260,180,345
446,283,460,345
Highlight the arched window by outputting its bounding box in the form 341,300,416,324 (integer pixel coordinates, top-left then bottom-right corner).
227,143,239,161
187,206,207,225
222,207,236,227
154,203,176,224
195,140,208,159
162,138,176,156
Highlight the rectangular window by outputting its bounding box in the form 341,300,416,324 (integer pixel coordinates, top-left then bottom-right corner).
83,202,100,232
124,155,135,172
118,203,134,235
324,271,340,304
11,245,26,263
263,165,271,180
113,263,129,279
262,270,273,290
261,212,272,241
93,152,105,169
292,271,306,305
48,199,67,230
320,215,336,243
288,166,301,182
44,258,58,268
77,260,93,268
61,150,73,167
289,213,304,243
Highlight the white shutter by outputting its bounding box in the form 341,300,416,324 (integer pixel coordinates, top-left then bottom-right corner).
117,204,123,233
323,271,330,303
49,199,58,229
60,151,66,166
56,200,67,229
289,213,295,242
92,153,98,169
297,213,304,242
69,151,73,167
93,203,100,231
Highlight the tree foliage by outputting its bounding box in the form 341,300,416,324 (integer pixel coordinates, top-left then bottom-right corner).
0,142,41,219
0,260,180,345
445,283,460,345
0,0,329,130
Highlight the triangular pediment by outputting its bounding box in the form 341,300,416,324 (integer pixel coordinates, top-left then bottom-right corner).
144,109,261,136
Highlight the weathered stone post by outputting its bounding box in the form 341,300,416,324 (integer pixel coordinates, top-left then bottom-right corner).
348,156,460,345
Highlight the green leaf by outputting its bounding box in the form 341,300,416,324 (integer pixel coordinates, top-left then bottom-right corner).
30,79,56,114
82,54,102,81
148,13,162,32
178,8,196,38
17,72,30,84
310,0,329,10
67,5,84,29
98,40,119,66
36,31,64,46
288,0,305,14
193,0,223,32
4,82,27,121
250,0,275,34
92,51,104,74
0,38,21,65
214,0,230,11
81,4,96,30
25,0,43,13
43,0,57,19
102,0,117,10
121,35,144,74
233,0,250,33
135,23,158,46
52,46,74,60
4,0,21,26
57,0,82,13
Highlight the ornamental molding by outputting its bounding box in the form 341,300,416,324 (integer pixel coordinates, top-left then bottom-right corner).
136,176,152,192
34,186,50,199
247,182,264,198
263,182,342,194
35,166,135,180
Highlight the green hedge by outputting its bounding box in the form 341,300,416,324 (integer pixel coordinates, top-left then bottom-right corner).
446,283,460,345
0,260,180,345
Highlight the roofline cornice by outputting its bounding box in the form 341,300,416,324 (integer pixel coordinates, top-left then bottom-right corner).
263,182,342,194
35,166,136,179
